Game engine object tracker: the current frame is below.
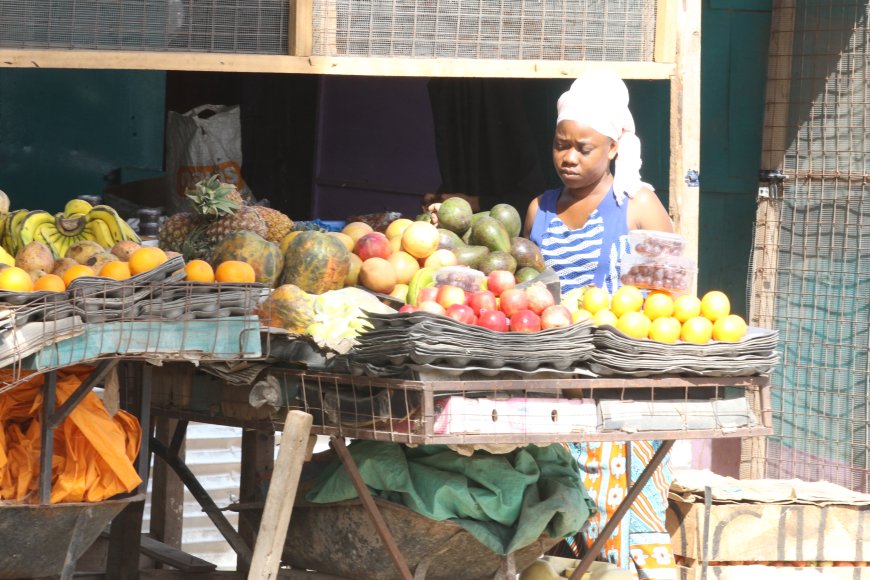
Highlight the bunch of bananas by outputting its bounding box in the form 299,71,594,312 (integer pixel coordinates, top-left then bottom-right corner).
0,199,140,258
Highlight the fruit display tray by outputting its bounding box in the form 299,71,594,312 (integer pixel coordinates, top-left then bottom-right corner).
352,311,594,372
590,325,779,377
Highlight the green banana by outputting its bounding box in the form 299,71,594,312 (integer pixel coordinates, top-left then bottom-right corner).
18,210,55,247
407,267,436,306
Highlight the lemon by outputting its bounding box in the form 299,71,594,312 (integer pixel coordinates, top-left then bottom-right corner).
643,292,675,321
616,311,652,339
582,287,610,314
712,314,747,342
672,295,702,323
681,316,713,344
610,285,644,317
592,309,618,327
648,316,681,343
700,290,731,322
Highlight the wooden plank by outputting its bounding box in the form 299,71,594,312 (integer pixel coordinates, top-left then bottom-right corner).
139,535,217,573
0,50,675,79
668,0,702,294
247,411,313,580
654,0,678,64
106,500,146,579
291,0,314,56
742,0,795,480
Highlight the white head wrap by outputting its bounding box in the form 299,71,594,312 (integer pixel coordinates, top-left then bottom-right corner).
556,70,651,205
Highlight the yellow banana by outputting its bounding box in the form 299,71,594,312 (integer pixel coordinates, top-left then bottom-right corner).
118,217,141,243
18,211,55,247
87,207,129,244
63,199,93,218
85,219,115,248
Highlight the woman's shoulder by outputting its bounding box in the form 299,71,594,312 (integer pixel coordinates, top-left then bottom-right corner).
627,186,674,232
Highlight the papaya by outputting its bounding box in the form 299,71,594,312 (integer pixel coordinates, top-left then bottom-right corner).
280,231,350,294
257,284,315,333
211,231,284,287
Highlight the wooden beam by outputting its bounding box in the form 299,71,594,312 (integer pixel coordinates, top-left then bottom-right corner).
291,0,314,56
149,418,186,553
247,411,313,580
0,49,675,79
139,535,217,573
743,0,796,480
668,0,702,293
238,428,276,573
654,0,678,63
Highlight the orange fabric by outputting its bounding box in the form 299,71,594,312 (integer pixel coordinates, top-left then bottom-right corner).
0,366,142,503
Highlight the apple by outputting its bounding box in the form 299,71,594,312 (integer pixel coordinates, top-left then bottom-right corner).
446,303,476,325
510,309,541,332
354,232,393,261
540,305,573,329
477,309,509,332
487,270,516,296
399,304,419,313
525,282,556,314
498,288,529,318
418,300,446,316
416,285,438,305
468,290,497,316
436,284,468,309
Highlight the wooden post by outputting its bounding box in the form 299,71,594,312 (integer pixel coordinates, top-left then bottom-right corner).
247,411,313,580
238,428,276,573
149,418,186,553
743,0,795,480
669,0,702,294
291,0,314,56
654,0,677,64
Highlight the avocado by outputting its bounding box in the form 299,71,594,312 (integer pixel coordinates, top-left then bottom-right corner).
515,267,540,283
470,216,511,253
489,203,522,238
438,197,473,235
470,211,490,225
478,251,517,274
510,237,546,271
437,228,466,251
452,245,490,269
415,211,433,222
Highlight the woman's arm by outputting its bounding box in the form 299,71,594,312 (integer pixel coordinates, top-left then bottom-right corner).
522,196,541,239
627,187,674,233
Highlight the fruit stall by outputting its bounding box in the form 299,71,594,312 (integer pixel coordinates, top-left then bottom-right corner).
0,176,780,578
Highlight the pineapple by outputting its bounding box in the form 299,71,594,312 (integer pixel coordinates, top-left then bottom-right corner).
185,174,245,219
158,212,200,253
252,206,294,243
205,205,267,244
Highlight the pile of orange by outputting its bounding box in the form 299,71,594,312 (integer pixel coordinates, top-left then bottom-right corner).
572,286,747,344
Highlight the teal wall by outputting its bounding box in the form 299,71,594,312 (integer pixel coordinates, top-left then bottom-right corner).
0,69,166,213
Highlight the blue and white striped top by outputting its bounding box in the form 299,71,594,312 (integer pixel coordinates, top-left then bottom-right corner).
529,187,631,294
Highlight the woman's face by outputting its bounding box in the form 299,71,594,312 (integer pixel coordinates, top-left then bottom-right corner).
552,120,617,191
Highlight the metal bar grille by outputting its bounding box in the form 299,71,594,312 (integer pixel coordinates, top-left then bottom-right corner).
311,0,658,61
750,0,870,491
0,0,289,54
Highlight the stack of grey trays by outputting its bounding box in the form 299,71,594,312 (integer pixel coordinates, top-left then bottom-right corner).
65,256,266,323
0,292,83,369
590,325,779,377
350,311,594,374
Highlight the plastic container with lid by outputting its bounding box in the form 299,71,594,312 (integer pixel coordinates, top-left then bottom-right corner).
619,254,697,294
628,229,686,258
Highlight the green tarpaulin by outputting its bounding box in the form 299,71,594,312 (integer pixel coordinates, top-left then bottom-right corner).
305,441,595,555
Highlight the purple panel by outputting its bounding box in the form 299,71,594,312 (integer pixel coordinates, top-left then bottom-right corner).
313,76,442,219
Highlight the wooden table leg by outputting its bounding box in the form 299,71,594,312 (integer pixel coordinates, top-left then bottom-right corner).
569,440,675,580
329,437,414,580
239,427,276,574
107,499,146,579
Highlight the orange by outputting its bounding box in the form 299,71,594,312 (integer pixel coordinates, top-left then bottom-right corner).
592,309,618,327
610,285,644,317
648,316,682,344
643,292,675,320
33,273,65,292
341,221,374,243
99,261,132,280
385,218,414,240
184,259,215,283
215,260,256,283
712,314,748,342
128,246,168,275
387,251,420,285
681,316,714,344
700,290,731,322
400,222,439,259
616,311,652,339
62,264,96,287
582,287,610,315
673,294,702,323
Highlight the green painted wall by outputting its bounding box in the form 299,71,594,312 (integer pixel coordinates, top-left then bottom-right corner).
0,69,165,213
